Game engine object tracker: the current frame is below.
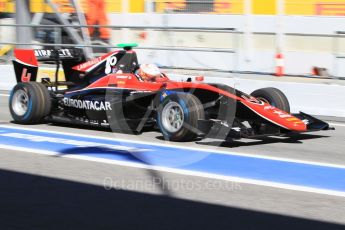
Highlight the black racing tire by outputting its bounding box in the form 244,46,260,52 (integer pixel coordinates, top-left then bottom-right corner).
157,93,204,142
9,82,52,124
251,87,290,113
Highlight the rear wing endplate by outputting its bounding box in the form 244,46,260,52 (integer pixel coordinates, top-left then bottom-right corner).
12,48,84,83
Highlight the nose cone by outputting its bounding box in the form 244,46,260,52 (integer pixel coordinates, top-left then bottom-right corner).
289,120,307,132
241,100,307,132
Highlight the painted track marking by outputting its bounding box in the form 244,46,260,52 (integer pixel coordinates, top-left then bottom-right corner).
329,122,345,127
1,125,345,197
0,144,345,198
1,124,344,169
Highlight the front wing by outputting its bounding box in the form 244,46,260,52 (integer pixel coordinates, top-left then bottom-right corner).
197,112,333,141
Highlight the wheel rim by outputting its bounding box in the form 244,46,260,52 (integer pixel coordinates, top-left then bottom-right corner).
162,101,184,133
12,89,29,116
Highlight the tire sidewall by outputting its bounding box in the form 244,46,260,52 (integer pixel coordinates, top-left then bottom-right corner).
157,93,191,140
255,92,278,107
251,87,290,113
9,82,51,124
9,83,35,122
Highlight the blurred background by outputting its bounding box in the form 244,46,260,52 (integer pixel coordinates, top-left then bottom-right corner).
0,0,344,77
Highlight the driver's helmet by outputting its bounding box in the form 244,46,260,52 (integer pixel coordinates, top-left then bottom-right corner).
138,64,161,81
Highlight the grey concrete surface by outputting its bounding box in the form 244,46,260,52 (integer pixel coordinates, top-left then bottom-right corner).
1,93,345,228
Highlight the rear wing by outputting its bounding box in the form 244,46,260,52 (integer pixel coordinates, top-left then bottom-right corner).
12,44,140,87
12,48,85,83
33,48,84,62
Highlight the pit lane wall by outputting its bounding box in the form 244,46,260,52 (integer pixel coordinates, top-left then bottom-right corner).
1,64,344,117
109,14,345,77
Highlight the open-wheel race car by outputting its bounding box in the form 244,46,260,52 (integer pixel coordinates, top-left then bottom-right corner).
9,44,333,142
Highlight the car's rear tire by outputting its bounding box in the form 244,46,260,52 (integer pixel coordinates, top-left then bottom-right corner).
251,87,290,113
157,93,204,142
9,82,52,124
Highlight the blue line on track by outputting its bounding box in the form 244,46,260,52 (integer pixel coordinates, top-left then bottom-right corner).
0,126,344,192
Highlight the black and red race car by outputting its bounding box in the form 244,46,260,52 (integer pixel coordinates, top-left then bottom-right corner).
9,44,333,142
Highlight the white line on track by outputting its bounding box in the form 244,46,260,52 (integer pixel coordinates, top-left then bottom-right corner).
0,94,9,97
1,124,345,169
329,122,345,127
0,144,345,198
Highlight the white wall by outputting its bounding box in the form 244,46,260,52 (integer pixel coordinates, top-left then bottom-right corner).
0,65,16,90
169,74,345,117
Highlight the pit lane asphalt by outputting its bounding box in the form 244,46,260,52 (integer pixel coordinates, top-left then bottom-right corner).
0,93,345,229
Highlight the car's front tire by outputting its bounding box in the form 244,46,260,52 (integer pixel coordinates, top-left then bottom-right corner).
9,82,51,124
251,87,290,113
157,93,204,142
